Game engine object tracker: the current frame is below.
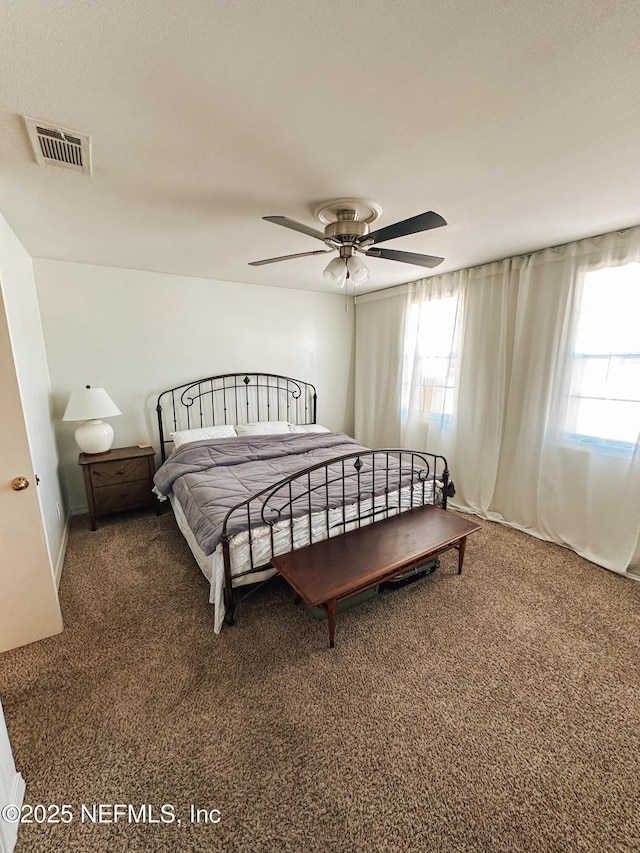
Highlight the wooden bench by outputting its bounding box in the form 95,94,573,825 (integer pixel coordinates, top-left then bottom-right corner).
271,504,481,648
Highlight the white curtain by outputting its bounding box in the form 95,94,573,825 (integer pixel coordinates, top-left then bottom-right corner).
354,287,407,448
354,226,640,576
401,272,467,459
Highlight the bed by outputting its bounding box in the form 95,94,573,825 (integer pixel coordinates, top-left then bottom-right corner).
153,372,453,633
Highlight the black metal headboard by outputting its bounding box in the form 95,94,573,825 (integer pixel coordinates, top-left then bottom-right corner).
156,372,318,461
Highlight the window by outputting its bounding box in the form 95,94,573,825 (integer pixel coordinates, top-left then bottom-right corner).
564,262,640,452
401,294,460,424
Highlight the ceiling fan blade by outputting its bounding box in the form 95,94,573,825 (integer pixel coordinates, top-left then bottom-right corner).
361,210,447,246
365,247,444,268
248,249,333,266
263,215,329,243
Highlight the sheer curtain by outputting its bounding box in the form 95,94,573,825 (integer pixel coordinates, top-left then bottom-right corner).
355,226,640,577
491,230,640,574
401,272,466,460
354,286,407,448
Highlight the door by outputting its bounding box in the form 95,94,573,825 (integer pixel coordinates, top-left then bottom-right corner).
0,288,62,652
0,700,25,853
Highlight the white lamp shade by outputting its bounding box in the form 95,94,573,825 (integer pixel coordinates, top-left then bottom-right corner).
346,255,370,284
323,257,347,288
63,386,121,421
63,386,121,454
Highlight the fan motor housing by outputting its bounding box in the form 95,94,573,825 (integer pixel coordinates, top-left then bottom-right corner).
324,219,369,240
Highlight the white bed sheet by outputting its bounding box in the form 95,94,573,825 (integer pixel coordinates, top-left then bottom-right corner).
170,479,442,634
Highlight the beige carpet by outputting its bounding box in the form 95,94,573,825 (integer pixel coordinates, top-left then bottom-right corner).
1,508,639,853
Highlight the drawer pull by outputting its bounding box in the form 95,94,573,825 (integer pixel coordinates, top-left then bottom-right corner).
117,469,125,475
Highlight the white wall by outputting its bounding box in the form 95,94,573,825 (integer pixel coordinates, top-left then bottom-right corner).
33,260,355,511
0,213,67,577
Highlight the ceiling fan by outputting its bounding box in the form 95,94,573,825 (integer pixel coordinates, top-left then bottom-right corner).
248,198,447,287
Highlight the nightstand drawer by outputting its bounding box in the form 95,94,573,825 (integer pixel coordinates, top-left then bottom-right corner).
93,479,153,513
89,456,150,487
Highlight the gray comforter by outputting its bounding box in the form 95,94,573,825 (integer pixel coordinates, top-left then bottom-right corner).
154,432,372,555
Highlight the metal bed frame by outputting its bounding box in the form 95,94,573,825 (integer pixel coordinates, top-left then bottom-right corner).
156,372,317,462
156,373,450,627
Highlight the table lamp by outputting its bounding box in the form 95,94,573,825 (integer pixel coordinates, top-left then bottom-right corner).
62,385,122,454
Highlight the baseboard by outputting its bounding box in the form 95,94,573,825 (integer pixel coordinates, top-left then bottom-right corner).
0,771,26,853
54,511,71,590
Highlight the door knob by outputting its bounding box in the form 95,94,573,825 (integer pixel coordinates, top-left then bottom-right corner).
11,477,29,491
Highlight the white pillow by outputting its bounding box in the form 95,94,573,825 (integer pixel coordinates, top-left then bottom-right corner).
288,423,331,434
172,425,237,447
235,421,292,436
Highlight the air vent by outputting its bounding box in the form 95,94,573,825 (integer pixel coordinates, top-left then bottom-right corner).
24,117,92,175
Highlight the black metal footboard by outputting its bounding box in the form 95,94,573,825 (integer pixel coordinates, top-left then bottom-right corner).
220,449,450,624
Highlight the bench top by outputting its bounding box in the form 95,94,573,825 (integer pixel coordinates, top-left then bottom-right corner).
271,505,481,606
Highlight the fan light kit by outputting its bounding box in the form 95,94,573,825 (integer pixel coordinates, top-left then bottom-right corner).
249,197,447,288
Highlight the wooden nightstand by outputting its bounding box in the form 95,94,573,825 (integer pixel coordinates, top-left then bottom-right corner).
79,445,160,530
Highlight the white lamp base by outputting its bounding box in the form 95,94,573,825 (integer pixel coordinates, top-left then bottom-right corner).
75,419,115,455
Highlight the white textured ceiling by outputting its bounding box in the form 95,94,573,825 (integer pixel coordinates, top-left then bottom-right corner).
1,0,639,294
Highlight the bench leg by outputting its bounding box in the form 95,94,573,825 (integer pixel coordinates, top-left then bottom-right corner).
326,599,337,648
457,536,467,574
